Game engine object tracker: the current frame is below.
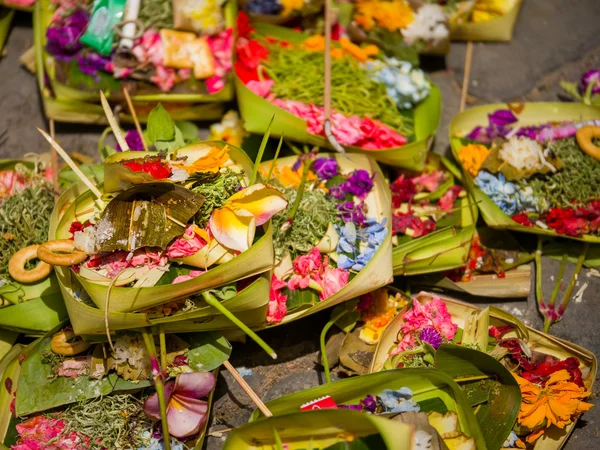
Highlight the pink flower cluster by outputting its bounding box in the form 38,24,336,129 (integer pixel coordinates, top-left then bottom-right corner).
166,225,208,259
13,415,85,450
206,28,234,94
109,30,192,92
391,296,458,355
245,80,407,150
267,275,288,324
287,248,349,300
86,248,168,278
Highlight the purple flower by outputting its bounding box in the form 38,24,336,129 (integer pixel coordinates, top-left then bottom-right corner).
77,51,110,77
339,404,363,411
466,109,518,144
313,157,338,181
336,201,366,226
580,69,600,95
360,394,378,413
292,156,302,172
420,327,442,349
46,9,89,62
341,170,374,199
116,130,145,152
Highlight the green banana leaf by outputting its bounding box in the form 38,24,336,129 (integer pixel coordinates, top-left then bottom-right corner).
392,155,478,275
227,409,415,449
256,153,393,328
0,344,26,444
0,331,17,362
33,0,234,123
249,368,487,449
449,102,600,243
53,142,276,314
0,159,71,334
543,240,600,270
235,24,441,171
372,292,597,450
15,326,230,416
435,344,521,450
0,7,14,53
450,0,523,42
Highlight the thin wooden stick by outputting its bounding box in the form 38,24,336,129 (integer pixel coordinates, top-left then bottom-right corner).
322,0,345,154
459,41,473,113
37,128,104,204
223,360,273,417
122,87,148,152
100,91,129,152
49,120,60,202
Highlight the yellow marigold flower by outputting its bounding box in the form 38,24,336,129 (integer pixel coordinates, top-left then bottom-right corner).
355,0,414,32
514,370,593,444
301,35,325,52
339,38,378,62
280,0,304,16
271,163,317,188
459,143,490,177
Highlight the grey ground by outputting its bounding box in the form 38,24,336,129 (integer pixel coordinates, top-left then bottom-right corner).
1,0,599,448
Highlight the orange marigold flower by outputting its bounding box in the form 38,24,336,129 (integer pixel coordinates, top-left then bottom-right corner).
302,35,325,52
339,38,378,62
354,0,414,32
459,143,490,177
514,369,593,444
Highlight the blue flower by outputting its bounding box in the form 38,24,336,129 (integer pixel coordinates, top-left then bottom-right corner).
379,388,420,413
475,171,539,215
503,431,519,448
364,57,430,109
335,219,387,271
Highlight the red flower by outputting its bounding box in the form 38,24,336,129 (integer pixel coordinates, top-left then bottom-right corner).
392,212,435,238
390,175,415,207
123,160,171,179
520,356,584,388
512,212,534,227
69,221,85,235
543,207,588,236
488,325,512,339
236,38,269,71
236,12,254,39
439,186,462,211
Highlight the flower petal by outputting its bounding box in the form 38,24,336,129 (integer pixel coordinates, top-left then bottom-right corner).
166,395,209,438
173,372,216,399
209,206,256,252
143,381,175,421
227,183,288,226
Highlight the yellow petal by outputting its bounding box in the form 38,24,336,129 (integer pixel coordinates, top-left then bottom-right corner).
209,206,256,252
172,145,230,174
227,183,288,226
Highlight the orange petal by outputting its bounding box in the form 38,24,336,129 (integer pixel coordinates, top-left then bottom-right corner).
227,183,288,226
173,145,230,174
525,429,545,444
209,206,256,252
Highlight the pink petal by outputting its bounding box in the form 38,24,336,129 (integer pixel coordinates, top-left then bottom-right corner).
173,372,216,399
166,396,209,438
144,381,175,420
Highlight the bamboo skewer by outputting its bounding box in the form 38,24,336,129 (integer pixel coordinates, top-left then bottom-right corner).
100,91,129,152
323,0,345,154
122,87,149,152
223,360,273,418
49,120,60,202
37,128,104,206
459,41,473,113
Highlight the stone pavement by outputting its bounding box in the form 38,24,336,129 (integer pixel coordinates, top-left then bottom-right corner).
0,1,599,448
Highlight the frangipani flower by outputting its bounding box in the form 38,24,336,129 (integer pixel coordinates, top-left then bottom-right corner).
514,369,593,444
144,372,216,439
210,183,288,252
172,146,230,174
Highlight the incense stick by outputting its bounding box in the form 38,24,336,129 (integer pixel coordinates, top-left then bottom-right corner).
122,87,149,152
37,128,104,204
223,360,273,417
459,41,473,113
100,91,129,152
49,120,60,202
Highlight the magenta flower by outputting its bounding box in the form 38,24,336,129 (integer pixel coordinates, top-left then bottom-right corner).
116,130,145,152
313,157,338,181
144,372,216,439
420,327,443,349
77,51,110,77
46,9,89,62
341,170,374,198
580,69,600,95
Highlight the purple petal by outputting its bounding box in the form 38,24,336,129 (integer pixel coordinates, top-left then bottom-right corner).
166,396,209,438
144,381,175,420
581,69,600,95
466,126,485,141
173,372,216,399
488,110,518,127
